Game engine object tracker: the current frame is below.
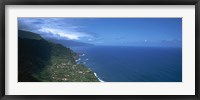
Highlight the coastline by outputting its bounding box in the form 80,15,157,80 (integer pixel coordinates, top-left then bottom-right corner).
73,48,105,82
94,72,105,82
75,53,102,82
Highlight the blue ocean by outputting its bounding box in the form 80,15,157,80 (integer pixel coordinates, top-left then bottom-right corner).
71,46,182,82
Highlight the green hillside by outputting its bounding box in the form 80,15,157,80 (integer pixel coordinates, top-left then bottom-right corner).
18,30,43,40
18,30,99,82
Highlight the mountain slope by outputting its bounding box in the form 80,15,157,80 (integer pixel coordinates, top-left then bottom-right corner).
46,38,94,47
18,30,99,82
18,30,43,40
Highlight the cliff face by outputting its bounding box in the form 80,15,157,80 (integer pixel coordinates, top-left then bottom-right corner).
18,30,99,82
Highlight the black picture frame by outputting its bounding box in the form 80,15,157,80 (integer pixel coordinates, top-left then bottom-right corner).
0,0,200,100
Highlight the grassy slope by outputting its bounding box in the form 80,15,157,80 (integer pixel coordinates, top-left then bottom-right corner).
18,30,99,82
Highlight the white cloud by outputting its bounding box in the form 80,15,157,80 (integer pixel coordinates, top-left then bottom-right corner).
88,39,92,41
59,33,79,40
38,27,92,40
18,18,94,41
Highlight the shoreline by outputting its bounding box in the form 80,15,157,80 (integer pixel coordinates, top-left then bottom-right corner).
94,72,105,82
75,52,104,82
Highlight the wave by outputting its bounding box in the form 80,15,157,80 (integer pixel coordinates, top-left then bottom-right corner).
94,72,105,82
80,53,85,56
75,58,81,62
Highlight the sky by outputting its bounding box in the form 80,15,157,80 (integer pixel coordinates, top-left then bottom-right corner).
18,18,182,47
